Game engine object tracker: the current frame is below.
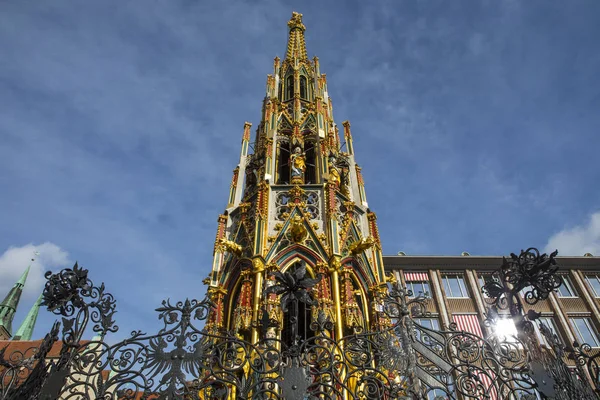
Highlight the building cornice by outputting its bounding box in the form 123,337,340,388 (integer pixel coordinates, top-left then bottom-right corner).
383,255,600,271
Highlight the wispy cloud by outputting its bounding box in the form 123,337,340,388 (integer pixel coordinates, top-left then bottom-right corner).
0,0,599,338
544,212,600,256
0,243,70,299
0,243,70,337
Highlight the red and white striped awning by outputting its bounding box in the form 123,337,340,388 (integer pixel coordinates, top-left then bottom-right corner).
454,314,497,399
476,372,498,400
453,314,483,337
404,272,429,281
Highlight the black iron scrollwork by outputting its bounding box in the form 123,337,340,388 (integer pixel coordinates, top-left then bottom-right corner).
2,251,600,399
483,248,562,314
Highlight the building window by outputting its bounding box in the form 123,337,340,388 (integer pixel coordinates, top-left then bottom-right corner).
304,141,316,184
299,75,307,99
479,274,500,298
414,318,442,352
426,373,454,400
585,274,600,297
407,281,430,298
534,316,562,347
285,75,294,100
276,141,290,184
556,275,577,297
442,274,469,298
570,317,600,347
519,286,533,299
414,318,440,331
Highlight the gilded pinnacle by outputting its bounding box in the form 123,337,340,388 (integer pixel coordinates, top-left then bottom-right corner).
288,12,305,31
285,12,308,61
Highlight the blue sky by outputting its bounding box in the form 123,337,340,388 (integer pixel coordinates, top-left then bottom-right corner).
1,0,599,340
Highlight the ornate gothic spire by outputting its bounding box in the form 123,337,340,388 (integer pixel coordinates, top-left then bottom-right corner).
206,12,385,347
12,292,43,341
285,12,308,61
0,265,30,339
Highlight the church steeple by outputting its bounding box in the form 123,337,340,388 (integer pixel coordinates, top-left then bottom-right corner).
205,12,387,347
12,292,43,341
0,265,31,339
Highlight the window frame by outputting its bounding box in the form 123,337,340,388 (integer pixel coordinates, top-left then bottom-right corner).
414,317,440,331
285,75,294,100
534,316,563,347
570,317,600,347
478,274,500,298
299,75,308,99
556,275,577,298
407,280,430,298
585,274,600,298
414,318,442,352
441,274,469,298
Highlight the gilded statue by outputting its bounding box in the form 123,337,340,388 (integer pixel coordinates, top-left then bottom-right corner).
218,238,243,256
290,147,306,183
328,156,341,187
348,236,376,255
289,215,308,243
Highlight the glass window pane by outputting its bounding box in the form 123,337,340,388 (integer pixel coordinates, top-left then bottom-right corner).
585,275,600,297
535,317,562,347
457,276,468,296
408,281,430,297
557,276,576,297
571,318,600,347
443,275,468,298
520,285,534,298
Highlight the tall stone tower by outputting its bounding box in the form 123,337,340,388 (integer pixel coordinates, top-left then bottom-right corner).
205,12,387,346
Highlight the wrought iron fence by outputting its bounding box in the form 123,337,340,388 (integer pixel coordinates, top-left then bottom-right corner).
0,249,599,399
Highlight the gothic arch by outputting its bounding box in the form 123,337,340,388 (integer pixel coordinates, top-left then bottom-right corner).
223,258,253,333
299,75,308,99
276,138,291,184
341,257,375,293
285,74,294,101
269,243,325,270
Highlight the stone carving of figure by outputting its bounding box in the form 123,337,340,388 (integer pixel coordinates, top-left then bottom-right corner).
289,147,306,182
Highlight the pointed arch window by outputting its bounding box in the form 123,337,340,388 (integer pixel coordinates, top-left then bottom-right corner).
286,75,294,100
304,141,317,184
281,262,315,346
299,75,307,99
277,141,291,184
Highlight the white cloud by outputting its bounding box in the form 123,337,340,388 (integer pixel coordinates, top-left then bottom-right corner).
544,212,600,256
0,243,70,301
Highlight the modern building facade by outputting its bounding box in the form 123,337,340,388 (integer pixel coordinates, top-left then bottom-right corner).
384,253,600,354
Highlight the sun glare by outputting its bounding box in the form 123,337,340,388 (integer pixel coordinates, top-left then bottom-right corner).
495,318,519,341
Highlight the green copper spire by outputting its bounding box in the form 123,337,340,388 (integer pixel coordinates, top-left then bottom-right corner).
16,264,30,286
12,292,43,341
0,265,31,338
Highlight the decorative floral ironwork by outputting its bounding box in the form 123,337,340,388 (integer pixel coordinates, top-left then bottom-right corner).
483,248,562,314
2,252,599,399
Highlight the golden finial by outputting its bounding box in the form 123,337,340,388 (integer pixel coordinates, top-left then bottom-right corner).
288,12,306,31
